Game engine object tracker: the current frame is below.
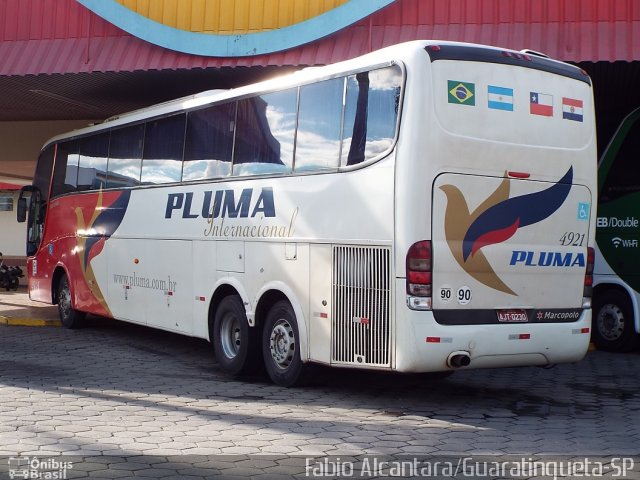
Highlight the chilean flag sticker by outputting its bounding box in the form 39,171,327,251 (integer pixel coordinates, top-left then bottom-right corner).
562,97,584,122
530,92,553,117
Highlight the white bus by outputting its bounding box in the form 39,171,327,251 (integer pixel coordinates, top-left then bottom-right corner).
18,41,597,386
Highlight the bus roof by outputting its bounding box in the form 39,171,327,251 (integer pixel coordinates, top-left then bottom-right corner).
40,40,588,150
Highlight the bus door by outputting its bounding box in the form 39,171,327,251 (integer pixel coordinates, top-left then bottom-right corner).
16,185,52,302
17,185,44,257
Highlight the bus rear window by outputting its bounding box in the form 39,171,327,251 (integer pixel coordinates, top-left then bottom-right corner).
342,65,402,166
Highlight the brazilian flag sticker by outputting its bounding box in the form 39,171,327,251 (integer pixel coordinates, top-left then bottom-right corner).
448,81,475,106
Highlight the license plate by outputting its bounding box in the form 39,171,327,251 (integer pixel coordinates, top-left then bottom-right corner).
497,309,528,323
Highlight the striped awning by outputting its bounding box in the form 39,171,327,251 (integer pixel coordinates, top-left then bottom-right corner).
0,0,638,78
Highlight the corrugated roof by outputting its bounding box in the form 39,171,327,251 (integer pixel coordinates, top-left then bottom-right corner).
0,0,638,77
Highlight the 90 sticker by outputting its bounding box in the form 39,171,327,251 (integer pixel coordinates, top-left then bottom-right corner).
439,286,453,303
457,286,472,305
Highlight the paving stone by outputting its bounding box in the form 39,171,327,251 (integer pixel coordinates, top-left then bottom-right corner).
0,322,637,476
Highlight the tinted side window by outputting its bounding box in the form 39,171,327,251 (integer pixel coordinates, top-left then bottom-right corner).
234,90,297,176
33,146,55,200
183,103,235,181
107,124,144,188
600,117,640,204
342,65,402,166
141,114,186,184
51,140,79,197
78,132,109,191
295,78,343,172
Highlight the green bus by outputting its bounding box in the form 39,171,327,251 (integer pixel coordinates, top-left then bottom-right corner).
594,107,640,352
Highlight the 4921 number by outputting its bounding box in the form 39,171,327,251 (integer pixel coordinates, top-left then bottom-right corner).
559,232,585,246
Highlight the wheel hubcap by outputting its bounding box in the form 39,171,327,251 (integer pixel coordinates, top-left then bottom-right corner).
597,304,625,341
269,319,295,370
220,314,241,359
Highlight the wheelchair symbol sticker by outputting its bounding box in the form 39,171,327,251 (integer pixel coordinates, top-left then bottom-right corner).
577,202,590,221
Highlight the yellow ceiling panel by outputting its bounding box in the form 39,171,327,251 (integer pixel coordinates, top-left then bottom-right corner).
114,0,350,34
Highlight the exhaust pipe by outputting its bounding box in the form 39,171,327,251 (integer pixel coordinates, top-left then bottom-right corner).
447,351,471,368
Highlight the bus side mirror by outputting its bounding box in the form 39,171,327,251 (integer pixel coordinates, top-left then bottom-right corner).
16,197,27,223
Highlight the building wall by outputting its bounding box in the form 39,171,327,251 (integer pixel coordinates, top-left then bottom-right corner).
0,190,23,257
0,120,92,264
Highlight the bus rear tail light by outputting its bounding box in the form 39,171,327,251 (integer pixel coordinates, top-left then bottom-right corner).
583,246,594,308
406,240,432,310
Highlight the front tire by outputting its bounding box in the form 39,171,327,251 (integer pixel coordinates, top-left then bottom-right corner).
592,290,639,352
262,301,307,387
212,295,260,375
57,274,86,329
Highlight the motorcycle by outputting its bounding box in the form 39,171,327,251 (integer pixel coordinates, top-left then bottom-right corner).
0,252,23,291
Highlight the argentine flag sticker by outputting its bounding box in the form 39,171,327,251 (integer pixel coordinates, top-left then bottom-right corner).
488,85,514,111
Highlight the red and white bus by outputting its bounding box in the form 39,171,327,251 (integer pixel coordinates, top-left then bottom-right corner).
18,41,597,386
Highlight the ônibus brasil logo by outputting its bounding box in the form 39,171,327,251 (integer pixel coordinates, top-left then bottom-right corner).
440,167,574,295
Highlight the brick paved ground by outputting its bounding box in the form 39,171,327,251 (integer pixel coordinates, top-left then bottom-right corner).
0,317,639,478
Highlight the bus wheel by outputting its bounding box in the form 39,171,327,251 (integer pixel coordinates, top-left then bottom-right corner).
592,290,639,352
263,300,306,387
213,295,258,375
57,274,85,329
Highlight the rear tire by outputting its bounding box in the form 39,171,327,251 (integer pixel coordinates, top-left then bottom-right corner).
57,274,86,329
592,290,639,352
212,295,260,375
262,300,307,387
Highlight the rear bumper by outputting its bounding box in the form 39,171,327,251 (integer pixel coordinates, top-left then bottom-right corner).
394,288,591,372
